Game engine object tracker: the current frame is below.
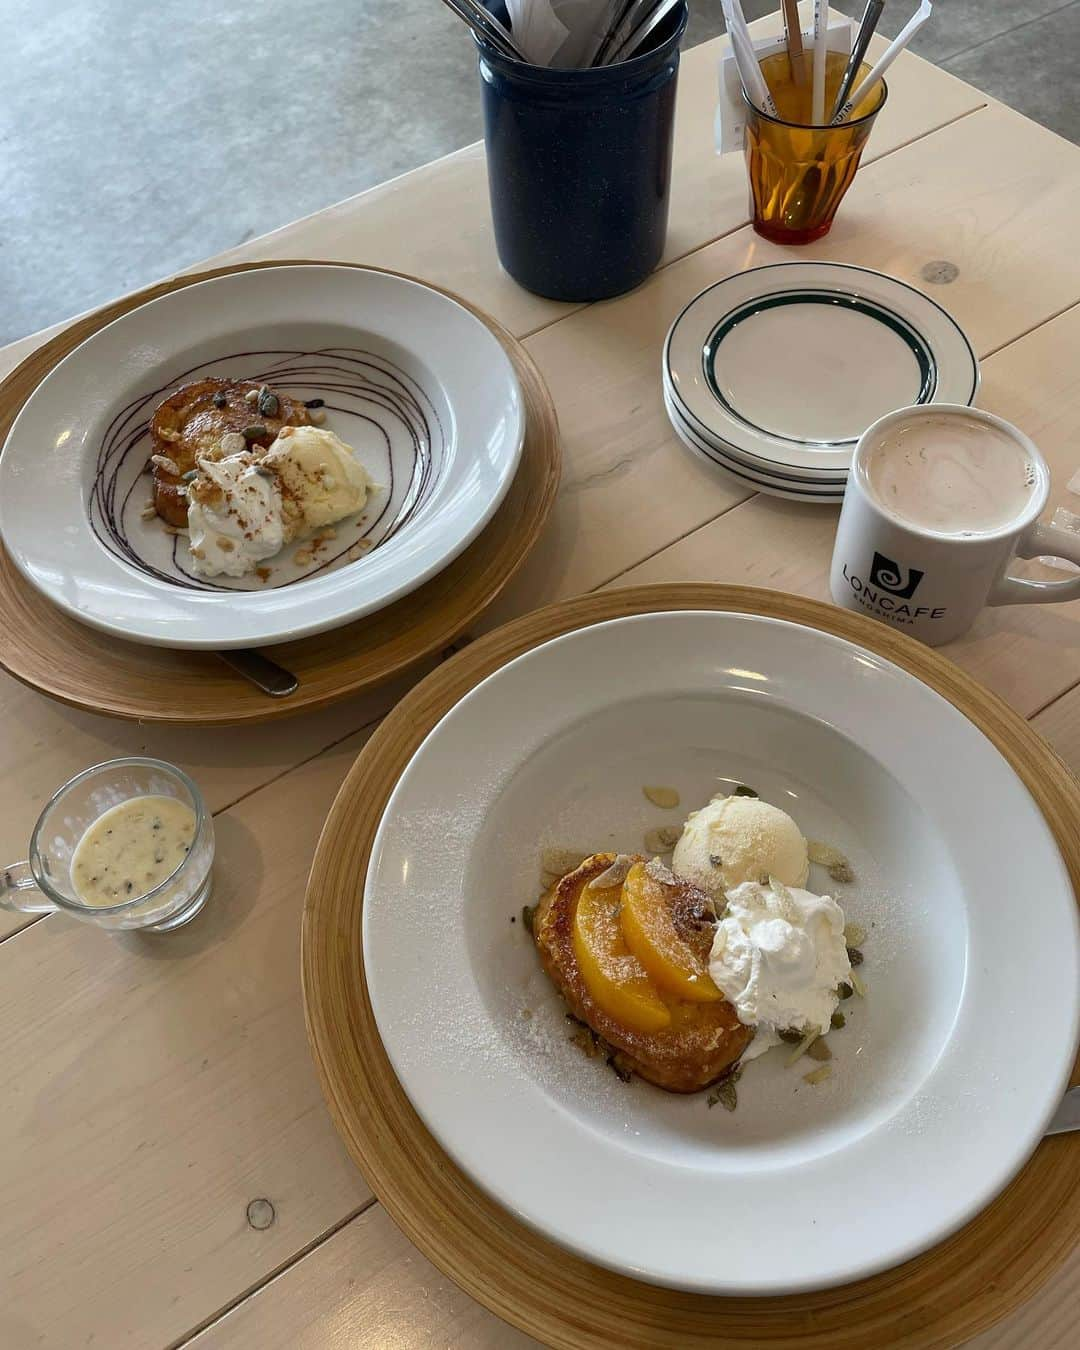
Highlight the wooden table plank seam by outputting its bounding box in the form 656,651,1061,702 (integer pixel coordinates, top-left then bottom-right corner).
979,294,1080,364
167,1198,379,1350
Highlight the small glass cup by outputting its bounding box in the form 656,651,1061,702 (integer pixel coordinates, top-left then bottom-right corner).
744,52,887,245
1,757,214,932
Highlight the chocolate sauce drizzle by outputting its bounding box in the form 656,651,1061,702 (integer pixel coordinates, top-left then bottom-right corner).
89,348,443,591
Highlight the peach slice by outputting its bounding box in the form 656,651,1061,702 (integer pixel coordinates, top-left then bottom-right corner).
619,862,722,1003
572,882,671,1034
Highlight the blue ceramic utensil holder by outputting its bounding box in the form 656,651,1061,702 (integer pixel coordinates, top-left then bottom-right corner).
477,3,688,301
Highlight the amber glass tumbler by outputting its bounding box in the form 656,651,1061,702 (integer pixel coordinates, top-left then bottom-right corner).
744,51,887,245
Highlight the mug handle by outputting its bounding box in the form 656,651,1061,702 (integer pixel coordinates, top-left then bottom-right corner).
1,861,58,914
990,522,1080,606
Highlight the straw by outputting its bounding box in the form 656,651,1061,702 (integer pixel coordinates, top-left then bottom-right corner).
829,0,885,121
811,0,828,123
833,0,933,123
722,0,779,116
780,0,807,86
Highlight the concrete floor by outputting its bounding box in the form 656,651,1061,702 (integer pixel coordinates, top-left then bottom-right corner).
2,1,1078,346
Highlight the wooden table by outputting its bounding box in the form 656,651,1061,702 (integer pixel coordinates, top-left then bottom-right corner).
3,13,1079,1347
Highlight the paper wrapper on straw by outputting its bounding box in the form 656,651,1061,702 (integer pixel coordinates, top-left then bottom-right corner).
548,0,629,67
506,0,570,65
832,0,933,123
721,0,778,115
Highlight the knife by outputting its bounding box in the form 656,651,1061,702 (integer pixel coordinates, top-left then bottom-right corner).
219,649,299,697
1046,1085,1080,1136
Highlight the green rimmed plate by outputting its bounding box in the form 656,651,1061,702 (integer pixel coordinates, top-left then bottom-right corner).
663,262,979,476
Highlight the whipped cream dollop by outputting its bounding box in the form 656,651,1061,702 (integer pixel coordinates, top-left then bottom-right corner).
708,879,851,1061
187,451,286,578
185,427,372,579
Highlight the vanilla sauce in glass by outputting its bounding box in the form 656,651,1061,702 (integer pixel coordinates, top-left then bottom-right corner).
70,795,197,906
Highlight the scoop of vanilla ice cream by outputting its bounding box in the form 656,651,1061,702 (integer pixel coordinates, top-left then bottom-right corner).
671,795,809,903
709,878,851,1059
262,425,371,540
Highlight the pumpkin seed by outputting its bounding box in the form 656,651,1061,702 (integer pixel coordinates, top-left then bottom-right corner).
242,424,268,441
212,391,228,409
257,389,280,417
837,981,854,1000
830,1010,846,1030
847,946,864,966
733,784,758,798
777,1028,804,1045
711,1078,738,1111
521,904,536,935
304,397,325,409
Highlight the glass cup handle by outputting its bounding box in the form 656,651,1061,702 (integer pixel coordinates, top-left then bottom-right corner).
0,861,58,914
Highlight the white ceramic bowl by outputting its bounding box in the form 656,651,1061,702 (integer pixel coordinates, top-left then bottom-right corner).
0,265,524,648
364,611,1079,1293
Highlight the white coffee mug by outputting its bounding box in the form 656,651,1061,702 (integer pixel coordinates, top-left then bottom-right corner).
830,404,1080,645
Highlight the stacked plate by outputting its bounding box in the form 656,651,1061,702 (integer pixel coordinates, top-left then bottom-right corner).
662,262,980,503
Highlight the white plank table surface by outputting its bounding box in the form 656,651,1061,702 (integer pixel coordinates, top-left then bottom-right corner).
2,15,1079,1349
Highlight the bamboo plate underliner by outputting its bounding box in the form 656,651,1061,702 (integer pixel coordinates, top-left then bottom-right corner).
0,261,560,724
303,584,1080,1350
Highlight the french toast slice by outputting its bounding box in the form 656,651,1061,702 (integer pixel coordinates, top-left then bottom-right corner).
149,377,310,526
534,853,752,1092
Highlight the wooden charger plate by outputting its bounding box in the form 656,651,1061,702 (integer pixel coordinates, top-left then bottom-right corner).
303,583,1080,1350
0,261,560,724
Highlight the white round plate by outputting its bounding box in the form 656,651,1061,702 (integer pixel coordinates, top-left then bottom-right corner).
664,262,979,474
663,388,845,504
364,612,1079,1294
663,368,848,485
0,266,524,648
